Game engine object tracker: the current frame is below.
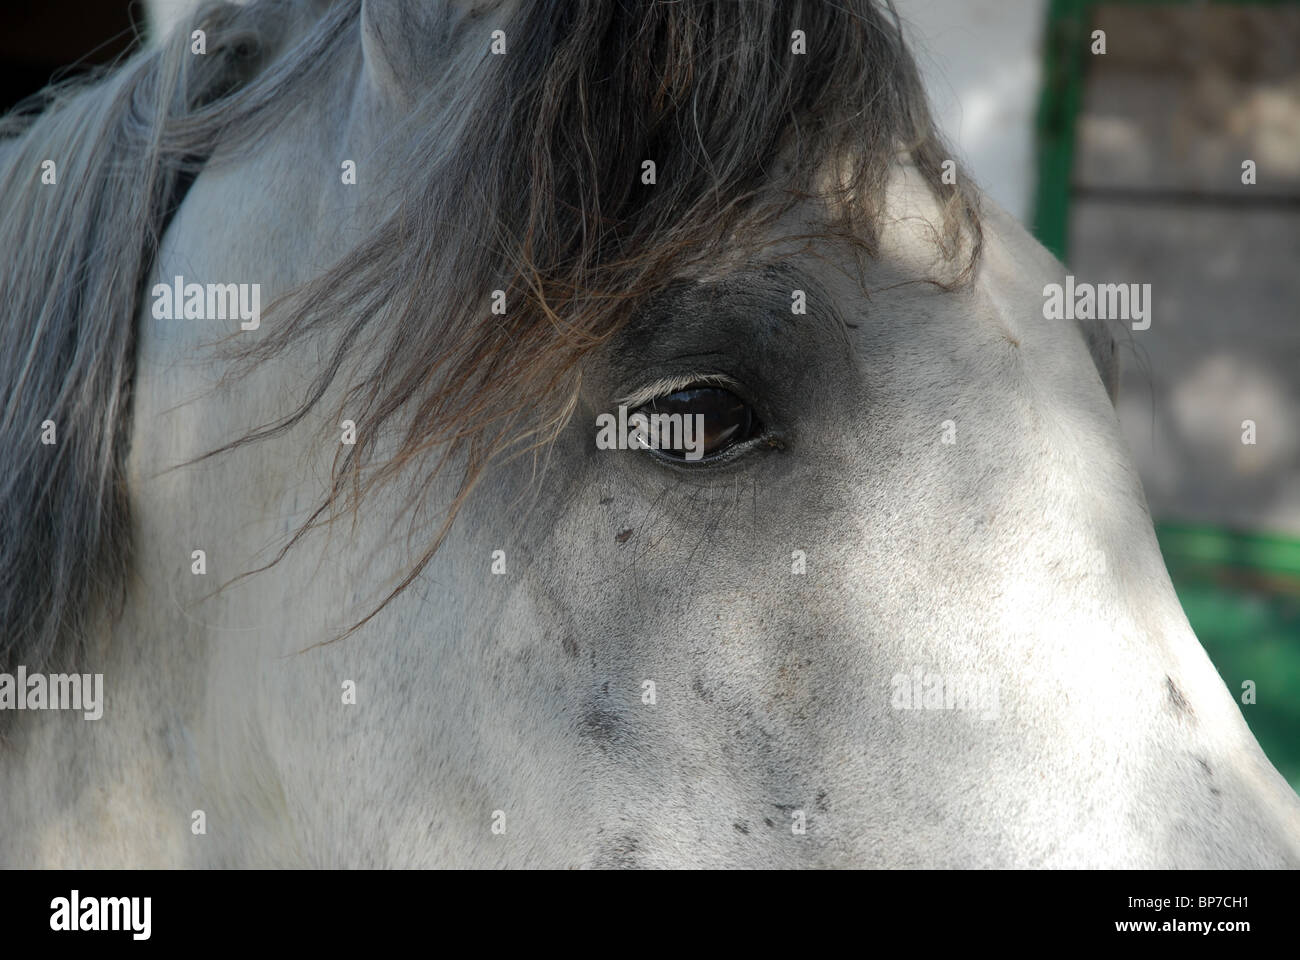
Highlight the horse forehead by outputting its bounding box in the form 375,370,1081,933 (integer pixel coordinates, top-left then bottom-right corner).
866,174,1064,338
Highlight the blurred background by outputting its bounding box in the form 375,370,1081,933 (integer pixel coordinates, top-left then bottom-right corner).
3,0,1297,786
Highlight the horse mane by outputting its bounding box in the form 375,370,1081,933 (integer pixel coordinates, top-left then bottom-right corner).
1,0,982,664
0,0,354,676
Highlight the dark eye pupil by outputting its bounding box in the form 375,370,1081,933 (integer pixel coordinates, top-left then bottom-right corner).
640,387,756,459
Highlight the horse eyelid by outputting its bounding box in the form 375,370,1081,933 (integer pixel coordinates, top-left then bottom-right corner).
614,372,745,409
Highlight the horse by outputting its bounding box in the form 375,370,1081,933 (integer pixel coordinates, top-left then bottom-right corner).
2,0,1297,868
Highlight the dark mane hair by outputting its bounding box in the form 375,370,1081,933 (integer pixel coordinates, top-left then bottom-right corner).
1,0,981,667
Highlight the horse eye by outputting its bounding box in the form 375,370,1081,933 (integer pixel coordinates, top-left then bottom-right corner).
636,386,760,461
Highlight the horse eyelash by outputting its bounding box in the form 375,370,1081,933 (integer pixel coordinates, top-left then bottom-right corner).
615,372,745,409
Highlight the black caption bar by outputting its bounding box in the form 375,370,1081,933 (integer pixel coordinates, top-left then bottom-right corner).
0,869,1288,948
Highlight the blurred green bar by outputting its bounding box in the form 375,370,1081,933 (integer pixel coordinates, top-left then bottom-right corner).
1156,522,1300,580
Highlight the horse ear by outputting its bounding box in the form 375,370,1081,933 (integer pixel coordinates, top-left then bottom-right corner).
360,0,512,100
1078,317,1120,405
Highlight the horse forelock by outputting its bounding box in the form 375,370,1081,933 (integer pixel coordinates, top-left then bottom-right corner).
1,0,983,663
